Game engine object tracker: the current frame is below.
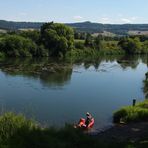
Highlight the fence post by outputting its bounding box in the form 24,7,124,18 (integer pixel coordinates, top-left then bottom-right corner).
133,99,136,107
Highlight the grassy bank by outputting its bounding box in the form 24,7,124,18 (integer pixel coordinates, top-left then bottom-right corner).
113,100,148,123
0,112,139,148
114,71,148,124
1,112,148,148
65,47,125,62
144,72,148,98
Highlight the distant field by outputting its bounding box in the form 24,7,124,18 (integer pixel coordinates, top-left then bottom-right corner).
0,29,7,33
92,31,116,37
128,30,148,35
74,40,118,45
18,28,38,31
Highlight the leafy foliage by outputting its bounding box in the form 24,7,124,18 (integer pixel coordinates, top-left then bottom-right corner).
40,22,74,57
114,100,148,123
0,35,37,57
19,30,40,43
118,37,142,54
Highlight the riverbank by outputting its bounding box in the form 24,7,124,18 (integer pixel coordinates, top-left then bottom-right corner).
1,112,148,148
98,96,148,147
97,121,148,147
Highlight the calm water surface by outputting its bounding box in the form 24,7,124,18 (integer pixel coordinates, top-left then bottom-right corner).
0,56,147,129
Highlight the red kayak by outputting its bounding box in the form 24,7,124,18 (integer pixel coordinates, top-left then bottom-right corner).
75,118,95,130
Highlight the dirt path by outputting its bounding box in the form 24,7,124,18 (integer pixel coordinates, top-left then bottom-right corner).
96,122,148,142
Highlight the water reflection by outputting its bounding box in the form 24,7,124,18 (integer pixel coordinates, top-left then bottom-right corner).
0,58,73,88
0,55,147,88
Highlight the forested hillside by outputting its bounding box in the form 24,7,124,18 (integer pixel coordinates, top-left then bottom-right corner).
0,20,148,35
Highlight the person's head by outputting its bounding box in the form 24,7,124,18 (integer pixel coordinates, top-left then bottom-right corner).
86,112,91,117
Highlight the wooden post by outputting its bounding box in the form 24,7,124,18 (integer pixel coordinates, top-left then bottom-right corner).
133,99,136,107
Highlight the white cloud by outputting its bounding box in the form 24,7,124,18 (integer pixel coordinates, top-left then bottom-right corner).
99,17,111,24
73,16,83,21
120,17,138,24
97,16,140,24
120,18,132,23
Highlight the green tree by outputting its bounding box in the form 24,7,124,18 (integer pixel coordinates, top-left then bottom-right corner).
141,40,148,53
0,35,37,57
94,35,103,51
40,22,74,57
118,37,142,54
84,33,94,47
19,30,40,43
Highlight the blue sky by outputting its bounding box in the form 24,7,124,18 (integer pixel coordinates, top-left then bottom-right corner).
0,0,148,24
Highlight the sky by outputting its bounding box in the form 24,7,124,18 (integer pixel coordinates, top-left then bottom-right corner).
0,0,148,24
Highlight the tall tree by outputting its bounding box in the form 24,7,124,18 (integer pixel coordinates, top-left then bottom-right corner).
85,33,94,47
40,22,74,57
94,35,103,51
118,37,142,54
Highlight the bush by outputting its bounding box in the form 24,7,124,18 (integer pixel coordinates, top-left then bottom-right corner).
0,52,5,58
118,37,142,54
0,112,38,146
0,35,37,57
141,41,148,54
113,100,148,123
74,41,85,49
19,30,40,43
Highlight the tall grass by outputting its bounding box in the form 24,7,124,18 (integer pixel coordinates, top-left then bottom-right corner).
0,112,146,147
0,112,113,148
113,100,148,123
144,72,148,98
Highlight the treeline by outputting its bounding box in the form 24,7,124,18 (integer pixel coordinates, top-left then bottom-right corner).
0,20,43,30
0,22,148,58
118,37,148,54
67,21,148,34
1,20,148,35
74,32,148,55
0,22,74,57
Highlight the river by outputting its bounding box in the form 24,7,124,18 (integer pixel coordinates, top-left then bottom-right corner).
0,55,147,129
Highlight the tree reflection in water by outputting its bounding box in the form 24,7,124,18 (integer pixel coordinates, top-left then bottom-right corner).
0,55,147,88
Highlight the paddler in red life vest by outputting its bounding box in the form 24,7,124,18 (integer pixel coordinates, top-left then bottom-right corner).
85,112,94,128
74,112,94,129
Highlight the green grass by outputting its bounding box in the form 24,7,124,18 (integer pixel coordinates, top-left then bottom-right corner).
113,100,148,123
1,112,148,147
0,112,137,148
144,72,148,98
0,112,109,148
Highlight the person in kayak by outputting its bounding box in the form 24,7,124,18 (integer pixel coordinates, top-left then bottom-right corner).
74,112,94,129
85,112,94,128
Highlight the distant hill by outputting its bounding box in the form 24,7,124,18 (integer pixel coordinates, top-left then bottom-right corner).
0,20,43,30
67,21,148,35
0,20,148,35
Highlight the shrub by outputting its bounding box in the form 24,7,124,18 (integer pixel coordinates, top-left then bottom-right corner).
0,35,37,57
74,41,85,49
113,100,148,123
118,37,142,54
